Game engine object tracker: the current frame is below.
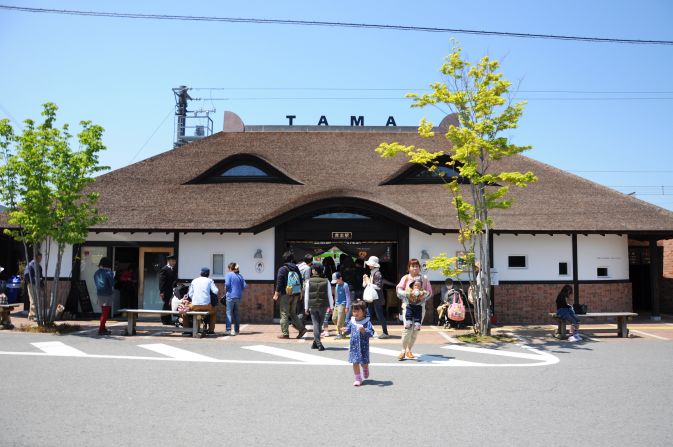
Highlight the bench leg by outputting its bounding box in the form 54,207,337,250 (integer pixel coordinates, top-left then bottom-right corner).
617,316,628,338
192,316,199,337
125,313,137,336
556,320,568,339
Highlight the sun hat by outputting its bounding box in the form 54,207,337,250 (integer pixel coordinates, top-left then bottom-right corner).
331,272,342,284
365,256,380,268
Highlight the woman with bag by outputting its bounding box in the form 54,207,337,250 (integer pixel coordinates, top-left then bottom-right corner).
395,258,433,360
362,256,389,339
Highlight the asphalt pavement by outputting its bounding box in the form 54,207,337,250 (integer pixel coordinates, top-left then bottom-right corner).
2,318,673,447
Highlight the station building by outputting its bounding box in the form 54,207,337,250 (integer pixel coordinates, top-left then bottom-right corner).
3,113,673,324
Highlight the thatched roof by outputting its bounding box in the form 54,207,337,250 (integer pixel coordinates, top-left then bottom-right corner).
79,128,673,236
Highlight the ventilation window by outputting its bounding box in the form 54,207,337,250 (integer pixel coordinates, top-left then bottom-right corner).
187,154,302,185
508,255,527,268
559,262,568,276
381,156,468,185
220,165,267,177
597,267,609,277
313,212,370,219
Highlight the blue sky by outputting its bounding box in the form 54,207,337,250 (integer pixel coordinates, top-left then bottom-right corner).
1,0,672,210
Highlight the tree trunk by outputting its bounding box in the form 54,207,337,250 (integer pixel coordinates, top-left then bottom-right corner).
47,244,64,323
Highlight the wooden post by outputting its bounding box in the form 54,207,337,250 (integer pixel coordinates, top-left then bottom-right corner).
649,239,661,320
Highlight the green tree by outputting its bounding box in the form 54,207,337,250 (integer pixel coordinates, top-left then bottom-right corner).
377,43,537,335
0,103,108,326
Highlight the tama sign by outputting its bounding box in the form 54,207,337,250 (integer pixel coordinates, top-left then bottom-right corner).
286,115,397,126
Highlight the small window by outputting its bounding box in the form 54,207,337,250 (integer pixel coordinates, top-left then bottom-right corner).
212,254,224,276
186,154,302,185
508,256,527,268
220,165,268,177
381,155,469,185
313,212,370,219
597,267,609,277
558,262,568,276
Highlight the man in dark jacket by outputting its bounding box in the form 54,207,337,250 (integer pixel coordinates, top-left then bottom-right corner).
272,251,306,339
24,253,44,321
158,255,177,325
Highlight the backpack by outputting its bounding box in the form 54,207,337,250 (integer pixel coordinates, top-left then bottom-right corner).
285,268,302,295
448,290,466,322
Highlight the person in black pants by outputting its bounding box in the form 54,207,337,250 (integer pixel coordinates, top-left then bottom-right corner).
158,255,178,325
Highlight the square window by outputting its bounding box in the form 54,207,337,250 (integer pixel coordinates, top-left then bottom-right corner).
597,267,609,277
559,262,568,276
508,255,527,268
212,254,224,276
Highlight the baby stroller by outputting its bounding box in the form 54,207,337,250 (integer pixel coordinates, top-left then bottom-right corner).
437,281,467,329
171,283,191,328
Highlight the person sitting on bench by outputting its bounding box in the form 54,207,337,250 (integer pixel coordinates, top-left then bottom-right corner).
556,285,581,342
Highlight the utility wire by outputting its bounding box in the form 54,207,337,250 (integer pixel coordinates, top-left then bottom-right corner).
190,96,673,101
190,87,673,94
129,108,174,163
1,4,672,45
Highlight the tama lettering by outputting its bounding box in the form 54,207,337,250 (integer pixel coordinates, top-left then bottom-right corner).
286,115,397,127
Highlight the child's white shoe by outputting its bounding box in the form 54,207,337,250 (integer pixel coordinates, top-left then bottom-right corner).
353,374,362,387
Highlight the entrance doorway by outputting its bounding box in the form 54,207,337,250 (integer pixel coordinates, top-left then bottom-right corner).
139,247,174,310
629,245,651,311
273,198,412,322
113,247,139,309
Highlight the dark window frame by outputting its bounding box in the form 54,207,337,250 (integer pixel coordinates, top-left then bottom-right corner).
558,262,569,276
507,255,527,269
185,154,303,185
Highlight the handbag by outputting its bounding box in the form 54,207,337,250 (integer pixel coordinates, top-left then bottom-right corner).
210,291,219,307
363,275,378,303
573,303,587,315
448,292,466,322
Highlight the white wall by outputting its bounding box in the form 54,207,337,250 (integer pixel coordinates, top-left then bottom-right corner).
577,234,628,280
42,240,73,278
86,232,174,242
178,229,275,280
408,229,470,281
494,234,573,281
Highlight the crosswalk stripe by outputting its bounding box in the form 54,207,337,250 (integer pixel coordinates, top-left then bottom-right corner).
241,345,348,365
137,343,219,362
369,346,479,365
32,341,87,356
441,344,551,361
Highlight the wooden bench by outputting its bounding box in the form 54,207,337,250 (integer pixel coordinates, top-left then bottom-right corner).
549,312,638,339
119,309,210,338
0,303,20,329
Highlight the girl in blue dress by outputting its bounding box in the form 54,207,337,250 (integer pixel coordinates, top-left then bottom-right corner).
341,300,374,386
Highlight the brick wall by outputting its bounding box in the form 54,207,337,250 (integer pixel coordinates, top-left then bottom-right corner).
663,239,673,279
212,281,275,323
494,282,632,324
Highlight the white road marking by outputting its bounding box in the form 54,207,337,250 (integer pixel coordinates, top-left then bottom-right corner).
369,346,479,366
605,324,670,341
32,341,87,356
3,339,559,368
629,329,669,341
73,322,126,335
441,344,553,361
430,326,461,343
241,344,348,365
137,343,219,362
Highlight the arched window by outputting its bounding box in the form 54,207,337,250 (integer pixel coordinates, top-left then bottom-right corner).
186,154,302,184
381,156,468,185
